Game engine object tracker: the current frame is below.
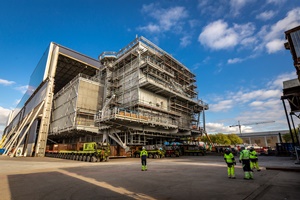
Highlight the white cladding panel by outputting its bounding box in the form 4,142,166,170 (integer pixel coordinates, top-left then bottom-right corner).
77,79,103,111
139,88,168,110
50,78,102,133
51,80,79,132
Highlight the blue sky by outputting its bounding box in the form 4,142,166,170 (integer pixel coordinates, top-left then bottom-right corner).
1,0,300,137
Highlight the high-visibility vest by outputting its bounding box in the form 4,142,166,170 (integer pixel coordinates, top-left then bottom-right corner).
249,150,258,159
140,150,148,157
224,152,234,163
239,149,250,160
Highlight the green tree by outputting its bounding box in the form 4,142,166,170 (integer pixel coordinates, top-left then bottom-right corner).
227,133,243,145
200,135,209,143
201,134,217,144
201,133,243,145
282,129,299,143
215,133,231,145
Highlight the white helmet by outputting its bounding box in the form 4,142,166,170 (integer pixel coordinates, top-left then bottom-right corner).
142,147,145,150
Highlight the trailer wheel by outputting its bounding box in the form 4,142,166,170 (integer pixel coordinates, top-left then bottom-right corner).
87,155,91,162
79,155,83,161
83,155,87,162
91,156,97,162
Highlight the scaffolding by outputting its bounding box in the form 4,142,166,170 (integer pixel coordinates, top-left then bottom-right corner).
95,36,208,148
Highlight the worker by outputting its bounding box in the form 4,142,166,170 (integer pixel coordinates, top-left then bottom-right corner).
249,147,261,171
239,147,253,180
140,146,148,171
224,148,236,179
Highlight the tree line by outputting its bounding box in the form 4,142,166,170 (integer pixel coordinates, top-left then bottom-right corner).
202,130,300,146
201,133,243,145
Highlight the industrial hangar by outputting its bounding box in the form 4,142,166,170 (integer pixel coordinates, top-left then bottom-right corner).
1,36,208,157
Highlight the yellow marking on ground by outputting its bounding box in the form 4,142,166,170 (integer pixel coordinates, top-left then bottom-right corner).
56,169,156,200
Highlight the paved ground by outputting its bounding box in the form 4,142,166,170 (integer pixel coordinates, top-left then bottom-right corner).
0,155,300,200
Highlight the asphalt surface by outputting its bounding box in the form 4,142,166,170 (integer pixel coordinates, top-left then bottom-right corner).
0,154,300,200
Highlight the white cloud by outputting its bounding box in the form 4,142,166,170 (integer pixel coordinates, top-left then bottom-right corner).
0,106,11,126
256,10,276,21
206,122,239,134
199,20,238,50
200,8,300,54
227,49,259,64
266,39,286,53
15,85,28,94
234,89,282,103
199,20,255,50
197,0,227,18
197,0,209,8
0,79,15,86
228,58,243,64
240,37,257,46
230,0,255,16
267,0,286,5
188,19,200,28
249,99,280,109
138,4,188,33
249,101,264,107
206,122,258,134
206,72,295,133
263,7,300,53
209,99,233,112
264,99,281,107
138,24,160,33
233,23,256,38
180,35,192,47
267,71,297,89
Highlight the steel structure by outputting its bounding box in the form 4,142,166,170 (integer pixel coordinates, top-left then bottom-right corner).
95,37,208,149
1,36,208,157
282,25,300,146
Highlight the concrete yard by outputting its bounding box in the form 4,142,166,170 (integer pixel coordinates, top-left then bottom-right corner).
0,155,300,200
